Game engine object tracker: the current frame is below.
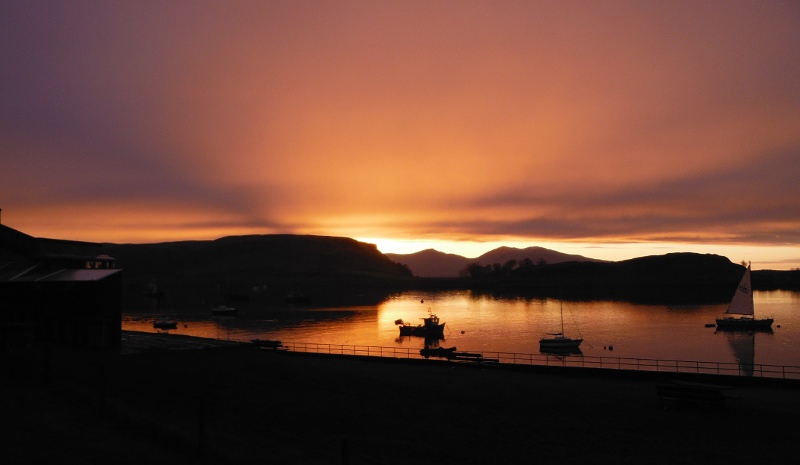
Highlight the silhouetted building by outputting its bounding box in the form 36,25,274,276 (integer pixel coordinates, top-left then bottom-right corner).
0,221,121,350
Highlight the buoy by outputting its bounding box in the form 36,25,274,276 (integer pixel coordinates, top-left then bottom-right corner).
608,345,614,351
421,299,424,303
461,330,465,334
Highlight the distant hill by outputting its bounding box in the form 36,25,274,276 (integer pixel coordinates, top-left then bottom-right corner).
384,249,472,278
102,235,413,310
386,246,603,277
490,252,746,304
478,246,605,268
89,234,799,309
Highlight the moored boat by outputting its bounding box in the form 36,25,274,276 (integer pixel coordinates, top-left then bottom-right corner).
539,334,583,350
715,263,773,330
420,346,457,358
153,319,178,330
396,313,445,337
539,301,583,350
211,305,237,316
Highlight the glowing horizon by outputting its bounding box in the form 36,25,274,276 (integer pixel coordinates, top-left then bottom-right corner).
357,237,799,270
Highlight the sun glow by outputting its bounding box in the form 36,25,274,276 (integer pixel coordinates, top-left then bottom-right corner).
4,2,800,272
357,238,503,258
358,237,800,270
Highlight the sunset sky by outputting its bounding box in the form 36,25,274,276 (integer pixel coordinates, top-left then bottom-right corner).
2,1,799,269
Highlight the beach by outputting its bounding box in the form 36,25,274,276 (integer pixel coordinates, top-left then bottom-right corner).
3,332,799,464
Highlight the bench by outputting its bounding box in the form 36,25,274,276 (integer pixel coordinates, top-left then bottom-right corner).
656,383,733,410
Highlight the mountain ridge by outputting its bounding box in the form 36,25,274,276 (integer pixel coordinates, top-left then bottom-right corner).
101,234,414,310
82,234,799,309
386,246,604,277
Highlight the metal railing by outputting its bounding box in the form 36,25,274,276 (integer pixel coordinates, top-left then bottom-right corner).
274,341,800,381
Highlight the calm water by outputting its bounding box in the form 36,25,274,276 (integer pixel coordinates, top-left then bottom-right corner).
123,290,800,368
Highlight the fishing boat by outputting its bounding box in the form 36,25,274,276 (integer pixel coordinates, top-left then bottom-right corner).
539,301,583,350
715,263,773,329
396,313,446,337
153,319,177,330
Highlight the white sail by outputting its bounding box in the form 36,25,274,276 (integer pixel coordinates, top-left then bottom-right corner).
725,265,754,316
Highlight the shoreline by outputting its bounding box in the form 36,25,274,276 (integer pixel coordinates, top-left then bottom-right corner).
122,330,800,389
4,333,800,463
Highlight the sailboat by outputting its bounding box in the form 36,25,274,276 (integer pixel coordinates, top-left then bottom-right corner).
210,276,237,316
539,300,583,350
715,263,773,329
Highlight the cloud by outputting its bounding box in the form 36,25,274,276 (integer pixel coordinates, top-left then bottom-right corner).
1,0,799,260
441,147,800,243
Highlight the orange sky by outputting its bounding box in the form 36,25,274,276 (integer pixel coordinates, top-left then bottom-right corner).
2,1,799,269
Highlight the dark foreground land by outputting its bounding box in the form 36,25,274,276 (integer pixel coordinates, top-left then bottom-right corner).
3,333,800,465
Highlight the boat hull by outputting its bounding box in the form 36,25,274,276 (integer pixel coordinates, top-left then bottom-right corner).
715,317,773,329
539,337,583,349
211,306,237,316
419,346,457,358
399,323,445,337
540,346,583,356
153,321,177,330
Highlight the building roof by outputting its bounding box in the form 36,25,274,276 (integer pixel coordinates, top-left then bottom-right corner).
0,262,120,282
1,223,120,283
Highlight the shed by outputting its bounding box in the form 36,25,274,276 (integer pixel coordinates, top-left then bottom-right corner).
0,222,122,349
